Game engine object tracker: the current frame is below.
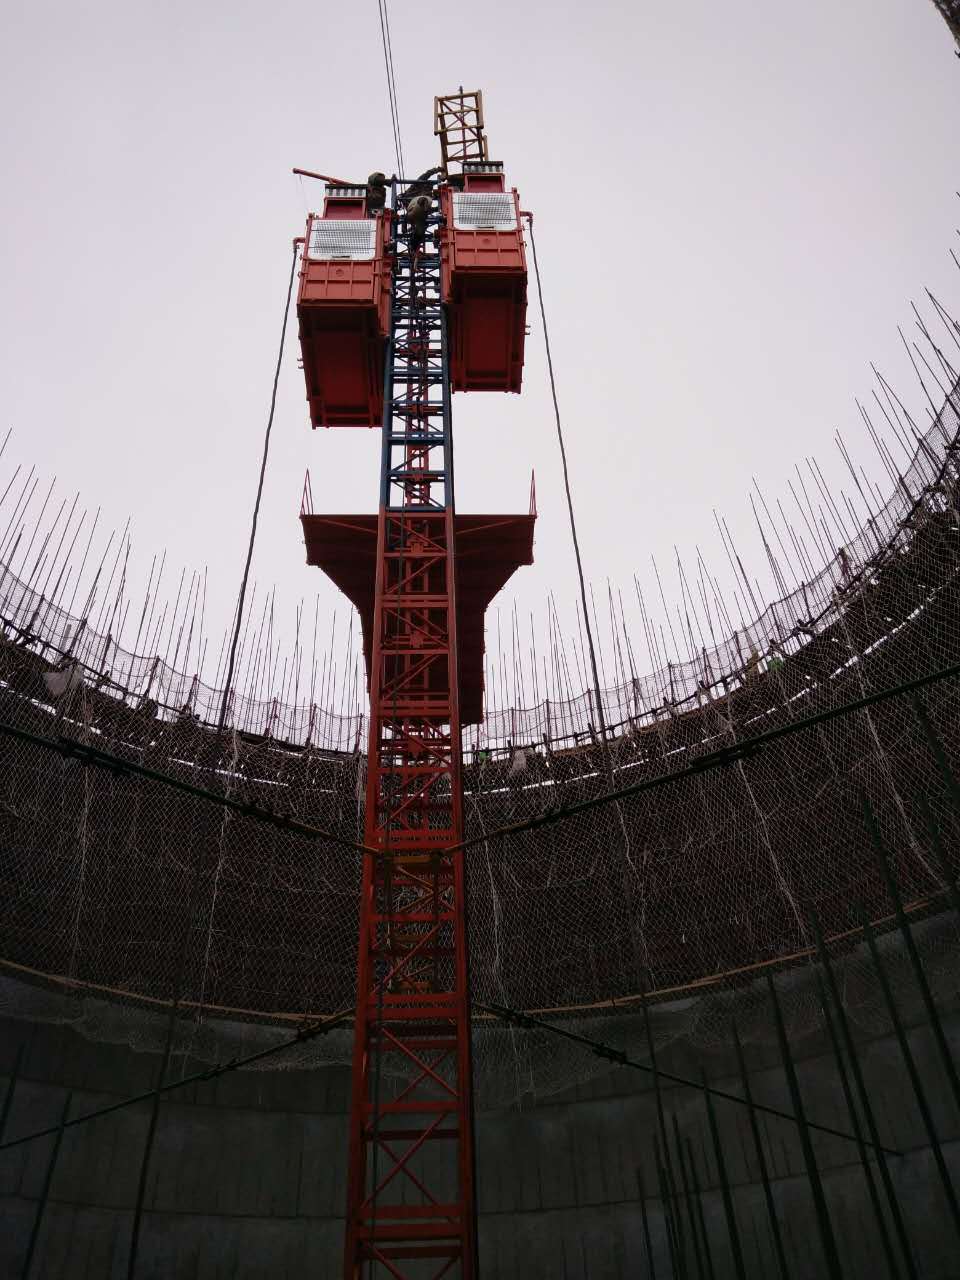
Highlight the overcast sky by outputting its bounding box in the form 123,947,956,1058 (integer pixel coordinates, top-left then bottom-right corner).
1,0,959,713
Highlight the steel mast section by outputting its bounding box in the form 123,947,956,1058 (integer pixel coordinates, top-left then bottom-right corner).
295,90,532,1277
346,171,473,1276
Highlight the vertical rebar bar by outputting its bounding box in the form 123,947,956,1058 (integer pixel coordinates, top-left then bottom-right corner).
857,907,960,1242
812,968,900,1278
682,1134,716,1280
912,696,960,819
21,1090,71,1279
654,1133,684,1279
919,796,960,921
765,974,843,1279
637,1166,658,1280
700,1067,747,1280
126,718,225,1275
672,1114,707,1280
809,908,917,1279
863,795,960,1117
663,1133,689,1280
126,995,179,1278
730,1019,789,1280
644,993,687,1275
0,1043,24,1142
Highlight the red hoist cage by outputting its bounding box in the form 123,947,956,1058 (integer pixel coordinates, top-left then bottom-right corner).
295,90,535,1277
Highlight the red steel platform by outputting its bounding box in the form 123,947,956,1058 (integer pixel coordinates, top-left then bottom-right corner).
301,511,535,724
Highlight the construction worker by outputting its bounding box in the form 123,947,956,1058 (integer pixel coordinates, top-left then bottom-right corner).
406,192,432,255
837,546,852,583
365,171,387,215
399,166,443,204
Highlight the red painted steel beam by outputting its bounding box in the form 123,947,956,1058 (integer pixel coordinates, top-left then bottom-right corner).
302,157,532,1275
340,202,477,1276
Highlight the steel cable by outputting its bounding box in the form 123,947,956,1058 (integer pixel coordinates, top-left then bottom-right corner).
376,0,405,178
216,241,298,733
478,1001,901,1156
527,216,653,980
526,216,611,755
1,655,958,869
0,1011,352,1154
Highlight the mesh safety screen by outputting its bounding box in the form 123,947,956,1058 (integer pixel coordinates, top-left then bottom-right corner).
0,377,958,1108
452,193,516,231
307,219,376,261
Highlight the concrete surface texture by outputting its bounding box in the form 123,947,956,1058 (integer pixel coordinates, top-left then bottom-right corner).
1,986,959,1278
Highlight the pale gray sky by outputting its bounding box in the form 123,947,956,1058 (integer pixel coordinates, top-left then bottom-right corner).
1,0,958,709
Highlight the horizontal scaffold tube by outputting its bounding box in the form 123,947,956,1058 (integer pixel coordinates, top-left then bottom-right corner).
1,659,959,866
0,717,378,858
446,659,960,855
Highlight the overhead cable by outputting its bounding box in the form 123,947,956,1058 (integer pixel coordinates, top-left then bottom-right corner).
0,1010,352,1154
1,658,958,868
526,216,613,764
0,715,377,859
217,240,298,732
478,1002,900,1157
376,0,405,178
446,657,960,856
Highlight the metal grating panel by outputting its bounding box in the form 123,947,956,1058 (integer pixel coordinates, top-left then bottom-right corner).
452,193,516,231
307,219,377,261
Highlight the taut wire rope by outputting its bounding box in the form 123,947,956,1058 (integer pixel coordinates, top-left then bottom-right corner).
216,241,298,733
443,659,960,856
376,0,405,178
0,1010,353,1154
1,654,958,872
0,990,901,1160
526,216,647,977
130,240,294,1274
0,715,377,858
526,216,612,760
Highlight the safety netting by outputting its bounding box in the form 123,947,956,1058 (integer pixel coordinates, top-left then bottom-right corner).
0,376,959,1107
932,0,960,43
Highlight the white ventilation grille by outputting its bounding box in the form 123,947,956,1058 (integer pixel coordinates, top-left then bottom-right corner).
452,193,516,231
307,219,377,261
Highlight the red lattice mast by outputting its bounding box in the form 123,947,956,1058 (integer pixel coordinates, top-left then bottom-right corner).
296,92,532,1276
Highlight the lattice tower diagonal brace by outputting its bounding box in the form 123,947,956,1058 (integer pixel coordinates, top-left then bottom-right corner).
343,189,478,1278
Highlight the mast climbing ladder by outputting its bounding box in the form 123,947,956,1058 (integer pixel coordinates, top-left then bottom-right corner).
343,184,477,1277
296,90,532,1276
